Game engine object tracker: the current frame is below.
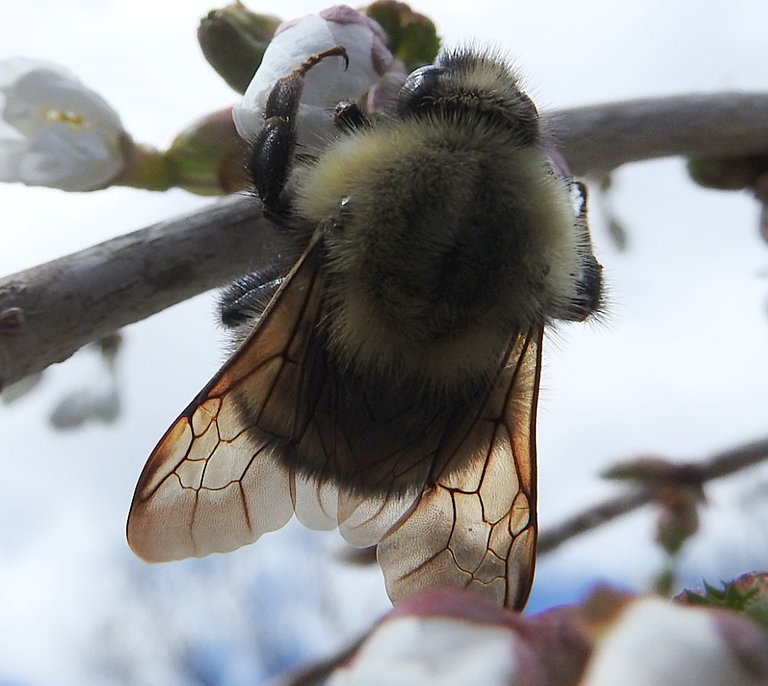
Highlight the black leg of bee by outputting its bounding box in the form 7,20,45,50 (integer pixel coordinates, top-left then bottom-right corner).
574,181,588,218
249,118,294,213
561,181,603,321
219,269,285,344
334,101,371,132
248,45,349,214
576,256,603,317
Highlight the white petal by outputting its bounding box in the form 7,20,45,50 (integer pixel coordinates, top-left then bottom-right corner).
233,12,391,149
16,124,122,190
0,136,25,181
7,68,122,135
300,22,384,105
0,56,77,88
2,87,48,137
329,617,518,686
582,598,764,686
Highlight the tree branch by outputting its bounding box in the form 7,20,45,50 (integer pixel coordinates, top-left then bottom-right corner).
550,92,768,176
0,195,282,388
537,437,768,555
2,92,768,387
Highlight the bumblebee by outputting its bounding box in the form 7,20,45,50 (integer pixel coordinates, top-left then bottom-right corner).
128,45,602,610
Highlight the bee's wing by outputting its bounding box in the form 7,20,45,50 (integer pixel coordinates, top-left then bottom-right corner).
128,230,422,562
376,327,541,610
128,229,540,609
127,233,329,561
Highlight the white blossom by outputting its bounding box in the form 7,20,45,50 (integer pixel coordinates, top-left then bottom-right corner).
232,5,393,152
322,588,768,686
582,597,768,686
0,58,125,191
328,616,518,686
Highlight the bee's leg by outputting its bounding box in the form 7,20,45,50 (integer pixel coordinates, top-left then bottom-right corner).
248,45,349,214
333,101,371,132
218,269,285,346
554,181,603,322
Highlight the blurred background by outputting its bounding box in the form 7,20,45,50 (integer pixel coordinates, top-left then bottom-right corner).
1,1,767,683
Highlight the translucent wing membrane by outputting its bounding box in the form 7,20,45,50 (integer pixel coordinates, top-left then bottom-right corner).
128,234,417,560
126,236,325,561
127,236,541,608
377,329,541,610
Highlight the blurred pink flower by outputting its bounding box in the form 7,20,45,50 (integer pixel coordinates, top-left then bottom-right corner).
323,586,768,686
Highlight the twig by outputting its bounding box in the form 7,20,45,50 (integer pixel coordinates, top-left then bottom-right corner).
548,92,768,176
0,195,283,389
537,437,768,555
268,639,363,686
3,92,768,387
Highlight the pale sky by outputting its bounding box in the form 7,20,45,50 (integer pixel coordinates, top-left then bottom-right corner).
1,1,767,683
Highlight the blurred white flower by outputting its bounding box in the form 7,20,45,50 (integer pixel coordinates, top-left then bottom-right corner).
49,384,120,429
0,57,126,191
326,589,536,686
328,615,517,686
582,596,768,686
233,5,393,152
321,587,768,686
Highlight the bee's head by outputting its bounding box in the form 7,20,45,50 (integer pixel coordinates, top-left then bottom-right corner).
396,47,539,146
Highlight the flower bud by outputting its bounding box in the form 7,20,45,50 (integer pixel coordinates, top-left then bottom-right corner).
365,1,440,70
687,155,768,191
165,108,249,195
233,6,393,153
676,573,768,630
582,593,768,685
198,3,281,94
